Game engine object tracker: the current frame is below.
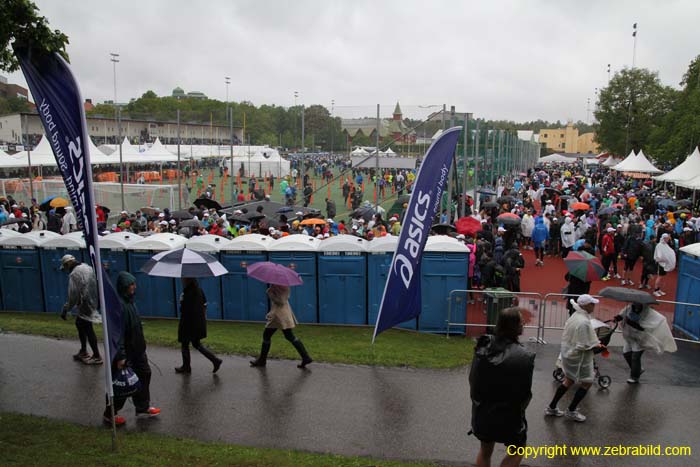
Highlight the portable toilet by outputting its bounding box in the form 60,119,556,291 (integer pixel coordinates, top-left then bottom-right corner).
0,229,22,308
220,234,270,322
318,235,368,325
182,235,232,320
675,244,700,340
366,235,416,330
99,232,139,291
40,232,87,313
125,233,187,317
268,235,320,323
0,230,58,312
420,236,468,333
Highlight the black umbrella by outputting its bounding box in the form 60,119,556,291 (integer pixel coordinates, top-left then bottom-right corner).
352,206,376,222
277,206,294,213
544,187,562,195
194,198,222,211
180,219,203,228
477,189,497,196
676,199,692,207
481,201,499,209
497,196,516,204
496,213,522,226
590,187,605,195
598,286,658,305
431,223,456,235
170,210,194,221
1,218,31,226
674,209,691,217
246,213,266,222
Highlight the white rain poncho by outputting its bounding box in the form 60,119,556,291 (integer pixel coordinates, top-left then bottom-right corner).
560,217,576,248
521,214,535,237
559,301,599,383
654,240,677,272
621,305,677,354
66,263,101,323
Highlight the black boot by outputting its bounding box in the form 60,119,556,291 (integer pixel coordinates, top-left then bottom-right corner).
197,345,223,373
250,341,271,367
292,340,313,369
175,346,191,374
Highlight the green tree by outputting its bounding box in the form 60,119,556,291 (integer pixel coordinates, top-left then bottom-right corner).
594,67,675,157
0,0,69,72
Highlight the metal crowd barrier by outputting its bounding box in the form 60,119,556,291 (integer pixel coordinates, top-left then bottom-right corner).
446,289,700,346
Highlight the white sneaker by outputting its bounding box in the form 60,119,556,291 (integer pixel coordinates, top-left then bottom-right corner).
621,279,627,285
653,291,662,297
659,290,667,296
626,378,639,384
627,280,634,286
565,410,586,422
545,406,564,417
614,274,621,279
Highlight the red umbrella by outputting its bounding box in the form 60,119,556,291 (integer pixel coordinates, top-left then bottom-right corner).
496,213,521,226
455,216,481,237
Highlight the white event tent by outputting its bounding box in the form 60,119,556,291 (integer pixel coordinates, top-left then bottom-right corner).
612,150,662,174
142,138,178,163
537,153,572,164
654,147,700,183
0,135,114,168
602,156,622,167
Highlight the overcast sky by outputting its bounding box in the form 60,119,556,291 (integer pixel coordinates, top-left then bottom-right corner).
7,0,700,123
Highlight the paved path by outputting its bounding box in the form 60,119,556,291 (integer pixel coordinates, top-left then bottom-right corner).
1,333,699,466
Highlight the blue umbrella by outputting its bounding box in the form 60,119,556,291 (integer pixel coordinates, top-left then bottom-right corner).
39,195,57,205
658,199,678,209
277,206,294,213
598,206,619,216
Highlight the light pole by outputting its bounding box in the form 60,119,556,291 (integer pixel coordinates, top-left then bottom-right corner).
586,98,591,124
330,99,335,154
110,52,125,210
607,63,611,82
294,91,299,150
225,76,230,124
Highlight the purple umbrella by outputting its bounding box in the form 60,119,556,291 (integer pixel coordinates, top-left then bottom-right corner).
246,261,303,286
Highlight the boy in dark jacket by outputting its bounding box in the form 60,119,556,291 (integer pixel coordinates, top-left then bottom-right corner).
103,272,160,426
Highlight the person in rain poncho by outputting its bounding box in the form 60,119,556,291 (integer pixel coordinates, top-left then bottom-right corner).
60,254,102,365
653,233,676,297
614,302,676,384
520,210,535,250
545,294,604,423
560,217,576,258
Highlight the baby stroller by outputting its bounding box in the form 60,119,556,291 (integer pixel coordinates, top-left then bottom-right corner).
553,318,619,389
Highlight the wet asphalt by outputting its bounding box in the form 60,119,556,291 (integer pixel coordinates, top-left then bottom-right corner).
1,332,699,466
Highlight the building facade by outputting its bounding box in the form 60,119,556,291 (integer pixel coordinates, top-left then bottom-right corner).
341,102,416,144
0,112,243,147
537,122,599,154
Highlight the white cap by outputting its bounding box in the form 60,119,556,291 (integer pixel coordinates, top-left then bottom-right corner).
352,225,358,230
316,234,323,239
323,233,330,238
11,204,18,208
295,211,303,216
661,233,670,240
683,227,692,232
326,218,334,223
269,227,276,233
159,220,168,225
169,219,176,224
21,213,27,218
546,200,552,203
359,219,365,223
158,213,165,218
498,226,506,233
480,219,487,224
120,210,128,214
234,209,243,214
577,294,599,306
456,234,465,240
607,227,615,232
203,212,209,217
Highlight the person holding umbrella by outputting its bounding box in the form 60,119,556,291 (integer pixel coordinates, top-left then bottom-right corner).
248,262,313,369
563,251,604,315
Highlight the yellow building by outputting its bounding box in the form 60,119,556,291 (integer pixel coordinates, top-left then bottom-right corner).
537,122,599,154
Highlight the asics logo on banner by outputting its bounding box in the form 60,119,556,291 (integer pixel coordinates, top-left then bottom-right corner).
393,190,431,288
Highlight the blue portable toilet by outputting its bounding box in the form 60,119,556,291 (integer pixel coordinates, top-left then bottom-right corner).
0,230,59,312
268,235,320,323
420,236,468,333
40,232,87,313
220,234,271,322
125,233,187,318
318,235,368,325
0,228,23,309
183,235,231,320
674,244,700,340
98,232,140,289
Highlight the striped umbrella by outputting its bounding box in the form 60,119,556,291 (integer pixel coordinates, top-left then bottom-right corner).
140,248,228,278
564,250,605,282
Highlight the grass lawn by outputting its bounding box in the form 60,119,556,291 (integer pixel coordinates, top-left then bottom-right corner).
0,312,474,369
0,412,446,467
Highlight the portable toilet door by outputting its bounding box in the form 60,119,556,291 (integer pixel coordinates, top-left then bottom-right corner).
318,235,368,325
220,234,270,322
675,246,700,340
39,233,87,313
268,235,320,323
182,236,232,320
0,229,23,309
126,233,187,318
0,232,54,312
98,232,139,289
420,236,468,333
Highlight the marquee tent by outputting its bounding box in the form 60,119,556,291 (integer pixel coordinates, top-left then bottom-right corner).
654,147,700,182
351,147,370,156
612,150,662,174
537,153,572,164
0,135,114,168
602,156,622,167
142,138,178,162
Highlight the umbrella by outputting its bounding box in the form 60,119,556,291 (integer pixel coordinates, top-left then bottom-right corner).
564,251,605,282
39,196,69,211
455,216,481,237
559,194,575,200
570,202,590,211
140,207,159,217
481,201,499,210
277,206,294,213
544,187,562,195
597,207,619,216
598,286,658,305
496,213,521,226
351,206,376,222
477,189,497,196
140,248,228,278
300,218,327,226
497,195,516,204
1,218,31,226
590,187,605,194
431,223,456,235
180,219,203,228
658,199,678,209
246,213,266,222
676,199,692,207
194,198,222,211
674,209,691,217
246,261,303,286
39,195,57,206
170,210,194,221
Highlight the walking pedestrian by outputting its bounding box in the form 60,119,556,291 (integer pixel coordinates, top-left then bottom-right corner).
545,294,605,423
469,307,535,467
60,255,102,365
653,233,676,296
250,284,312,369
103,272,160,426
175,278,222,374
